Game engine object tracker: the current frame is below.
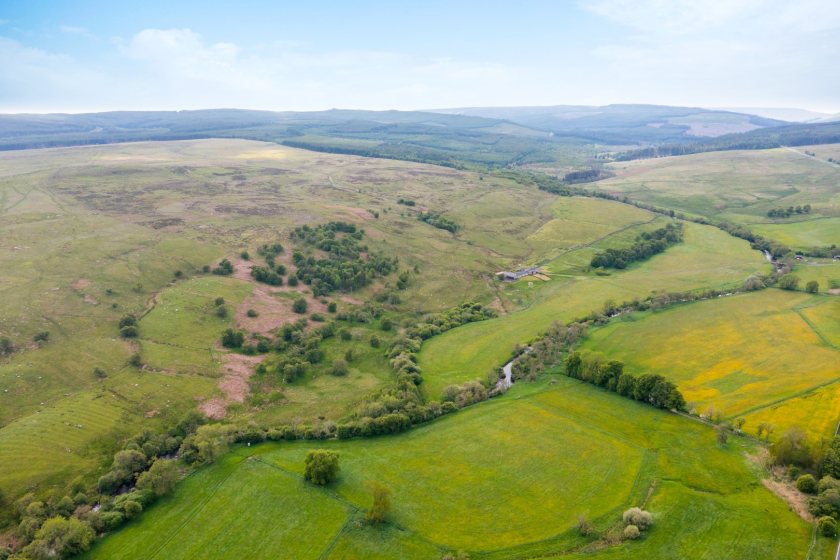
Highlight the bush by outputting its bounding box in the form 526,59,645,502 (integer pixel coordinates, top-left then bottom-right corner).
623,524,641,540
214,297,225,306
340,329,352,341
796,474,818,494
328,302,337,313
331,360,349,377
819,516,837,537
303,450,340,485
288,276,299,287
365,483,391,524
622,507,652,530
33,331,50,343
128,353,142,367
221,329,244,348
576,515,595,537
778,274,800,290
246,309,258,318
215,305,228,318
370,335,381,348
806,280,819,293
120,325,138,338
293,298,308,314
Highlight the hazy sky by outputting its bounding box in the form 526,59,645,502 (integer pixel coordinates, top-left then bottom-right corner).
1,0,838,113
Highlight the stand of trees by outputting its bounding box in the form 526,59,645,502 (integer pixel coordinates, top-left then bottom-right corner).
767,204,811,218
564,352,686,411
590,223,684,269
290,222,398,296
418,212,460,233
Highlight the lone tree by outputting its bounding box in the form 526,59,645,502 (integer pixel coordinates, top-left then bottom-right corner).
365,482,392,524
778,274,800,291
304,449,340,485
805,280,819,293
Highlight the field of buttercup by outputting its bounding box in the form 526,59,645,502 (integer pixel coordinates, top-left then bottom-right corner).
579,290,840,439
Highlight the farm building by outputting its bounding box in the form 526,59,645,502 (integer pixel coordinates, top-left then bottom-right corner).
497,267,542,281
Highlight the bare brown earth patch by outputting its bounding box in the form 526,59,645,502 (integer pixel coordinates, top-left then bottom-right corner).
762,477,813,522
72,278,91,290
236,284,300,333
200,353,265,419
83,294,99,305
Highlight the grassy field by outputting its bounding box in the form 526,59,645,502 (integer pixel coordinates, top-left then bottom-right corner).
579,290,840,440
598,145,840,248
84,377,821,559
420,221,767,398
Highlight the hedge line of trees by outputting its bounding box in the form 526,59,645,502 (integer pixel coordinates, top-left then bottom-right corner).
418,212,460,233
336,302,497,438
10,413,206,559
590,223,683,269
767,204,811,218
290,222,398,296
564,352,687,411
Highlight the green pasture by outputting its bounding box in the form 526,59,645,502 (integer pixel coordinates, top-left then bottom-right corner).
599,145,840,246
85,377,818,559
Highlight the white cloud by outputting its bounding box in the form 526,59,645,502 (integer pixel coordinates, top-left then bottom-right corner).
59,25,90,35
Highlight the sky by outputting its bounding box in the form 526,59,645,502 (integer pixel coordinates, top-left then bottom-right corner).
0,0,838,114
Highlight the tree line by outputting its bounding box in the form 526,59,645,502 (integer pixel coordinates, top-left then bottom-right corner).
418,212,460,233
590,222,683,269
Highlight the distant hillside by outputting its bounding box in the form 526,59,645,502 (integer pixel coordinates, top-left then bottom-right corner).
432,104,786,143
614,121,840,161
717,107,834,123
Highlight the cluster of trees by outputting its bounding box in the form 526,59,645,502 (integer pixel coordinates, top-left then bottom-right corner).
406,302,497,341
397,198,416,206
250,265,283,286
118,314,138,338
767,204,811,218
563,168,613,184
590,223,684,269
338,302,498,439
621,507,653,540
10,413,205,559
290,222,398,296
418,212,460,233
211,258,233,276
511,322,588,381
565,352,686,411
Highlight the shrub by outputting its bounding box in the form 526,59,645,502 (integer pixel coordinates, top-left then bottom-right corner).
778,274,800,290
623,524,641,540
94,367,107,379
214,297,225,306
120,325,138,338
328,302,337,313
215,305,228,318
796,474,818,494
819,516,837,537
340,329,352,341
221,329,244,348
576,515,595,536
246,309,258,318
303,450,340,485
310,313,325,322
805,280,819,293
33,331,50,343
622,507,652,530
240,251,250,260
212,258,233,275
288,276,299,287
365,483,391,524
370,335,381,348
331,359,349,377
293,298,308,314
128,353,142,367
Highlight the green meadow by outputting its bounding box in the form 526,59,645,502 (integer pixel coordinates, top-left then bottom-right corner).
84,378,823,559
